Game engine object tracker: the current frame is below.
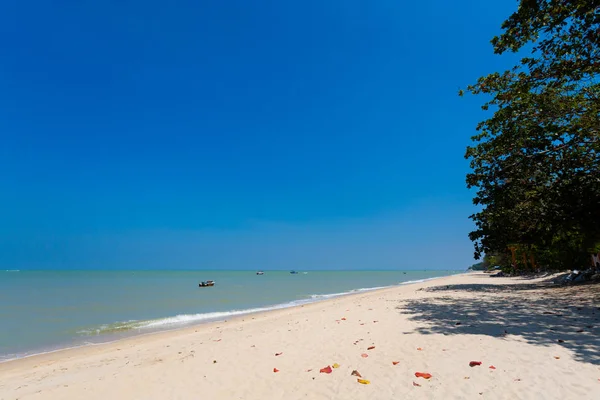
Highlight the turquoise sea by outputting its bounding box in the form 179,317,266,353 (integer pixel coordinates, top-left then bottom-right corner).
0,270,459,361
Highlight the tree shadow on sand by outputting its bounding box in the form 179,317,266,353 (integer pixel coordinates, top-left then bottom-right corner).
397,278,600,365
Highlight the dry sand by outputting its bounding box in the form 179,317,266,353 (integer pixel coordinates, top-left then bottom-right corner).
1,272,599,399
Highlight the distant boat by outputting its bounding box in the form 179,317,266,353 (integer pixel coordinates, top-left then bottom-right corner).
290,271,299,274
256,271,264,275
198,280,215,287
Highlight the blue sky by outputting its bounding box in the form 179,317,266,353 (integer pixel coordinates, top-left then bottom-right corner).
0,1,518,270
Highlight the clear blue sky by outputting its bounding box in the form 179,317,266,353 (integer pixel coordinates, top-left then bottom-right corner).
0,1,518,270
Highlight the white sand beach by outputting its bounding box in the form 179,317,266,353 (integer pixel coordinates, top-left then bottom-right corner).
1,272,599,399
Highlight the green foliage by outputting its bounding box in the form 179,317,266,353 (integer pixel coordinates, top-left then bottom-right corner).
468,262,487,271
464,1,600,269
488,252,511,269
469,254,491,270
469,253,507,271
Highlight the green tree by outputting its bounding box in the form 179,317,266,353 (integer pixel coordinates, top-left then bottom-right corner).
464,0,600,269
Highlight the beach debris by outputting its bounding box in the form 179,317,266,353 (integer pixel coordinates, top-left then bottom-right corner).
273,368,279,373
412,381,421,387
320,365,333,374
373,320,379,323
367,346,375,350
306,369,312,372
392,361,400,365
341,317,347,321
351,370,362,377
576,329,584,333
357,378,370,385
442,349,449,351
213,339,222,342
514,378,522,382
464,376,470,379
558,339,565,343
455,322,462,325
332,363,340,369
275,352,283,356
361,353,369,358
554,356,560,359
489,365,496,370
360,323,365,325
417,347,423,351
469,361,482,367
213,360,217,364
415,372,432,379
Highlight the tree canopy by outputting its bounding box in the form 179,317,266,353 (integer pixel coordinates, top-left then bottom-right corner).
464,0,599,270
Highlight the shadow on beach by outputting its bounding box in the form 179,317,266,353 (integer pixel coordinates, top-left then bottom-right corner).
397,277,600,365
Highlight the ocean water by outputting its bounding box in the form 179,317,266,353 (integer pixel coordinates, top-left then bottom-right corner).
0,269,459,361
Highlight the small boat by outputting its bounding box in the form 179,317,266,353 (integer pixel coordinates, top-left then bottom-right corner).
256,271,264,275
199,280,215,287
290,270,299,274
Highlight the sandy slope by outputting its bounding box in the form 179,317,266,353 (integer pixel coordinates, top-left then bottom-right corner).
1,272,599,399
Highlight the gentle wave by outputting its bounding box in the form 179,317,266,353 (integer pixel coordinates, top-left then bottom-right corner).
78,279,443,336
309,286,390,300
79,286,391,335
78,299,314,335
400,277,444,285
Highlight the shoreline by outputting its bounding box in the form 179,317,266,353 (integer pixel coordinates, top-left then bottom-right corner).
0,272,462,365
3,271,598,400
